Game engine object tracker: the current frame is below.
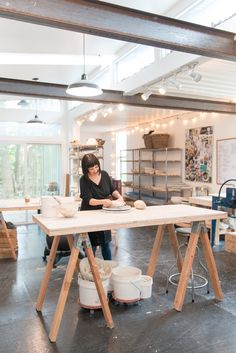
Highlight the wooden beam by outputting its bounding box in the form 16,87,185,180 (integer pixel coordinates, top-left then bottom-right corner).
0,77,235,114
0,1,235,61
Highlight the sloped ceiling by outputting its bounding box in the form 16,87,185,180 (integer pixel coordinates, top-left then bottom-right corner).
0,0,235,131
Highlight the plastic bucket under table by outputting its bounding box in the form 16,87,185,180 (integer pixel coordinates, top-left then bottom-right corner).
112,266,142,303
78,277,109,309
140,275,153,299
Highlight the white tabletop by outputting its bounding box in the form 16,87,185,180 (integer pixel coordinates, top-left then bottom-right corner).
33,204,227,237
0,196,80,212
189,196,213,208
0,198,41,211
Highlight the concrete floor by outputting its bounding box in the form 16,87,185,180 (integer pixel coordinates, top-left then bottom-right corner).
1,222,236,353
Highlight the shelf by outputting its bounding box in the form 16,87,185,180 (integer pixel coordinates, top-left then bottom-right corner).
139,159,181,163
125,191,167,205
120,160,140,162
121,172,180,177
71,144,103,151
120,148,189,204
123,148,182,152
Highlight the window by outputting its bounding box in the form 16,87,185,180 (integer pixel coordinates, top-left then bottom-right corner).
0,122,61,137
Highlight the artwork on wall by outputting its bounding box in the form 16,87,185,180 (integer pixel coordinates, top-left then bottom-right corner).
185,126,213,183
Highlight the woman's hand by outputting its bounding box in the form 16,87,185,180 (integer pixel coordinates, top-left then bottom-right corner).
103,199,112,208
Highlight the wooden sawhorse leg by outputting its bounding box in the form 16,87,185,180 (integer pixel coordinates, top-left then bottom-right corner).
200,224,223,301
36,236,60,311
48,233,113,342
173,221,223,311
0,212,16,260
146,225,165,277
173,221,201,311
146,224,183,278
66,235,80,273
167,224,183,272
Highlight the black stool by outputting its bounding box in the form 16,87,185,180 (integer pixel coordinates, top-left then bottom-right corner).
166,227,209,302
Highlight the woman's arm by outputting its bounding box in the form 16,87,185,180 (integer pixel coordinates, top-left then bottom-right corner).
112,190,124,202
89,198,112,207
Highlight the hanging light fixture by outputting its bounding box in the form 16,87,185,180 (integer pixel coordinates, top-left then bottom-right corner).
66,34,103,97
27,99,43,124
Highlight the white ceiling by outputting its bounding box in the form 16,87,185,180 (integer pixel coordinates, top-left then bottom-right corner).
0,0,235,130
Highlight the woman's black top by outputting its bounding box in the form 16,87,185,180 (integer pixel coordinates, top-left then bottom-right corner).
80,170,115,210
79,170,115,246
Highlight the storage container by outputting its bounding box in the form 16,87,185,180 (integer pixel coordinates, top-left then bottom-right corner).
112,266,142,303
0,228,18,258
151,134,169,149
225,232,236,253
140,275,153,299
78,276,109,309
143,134,153,148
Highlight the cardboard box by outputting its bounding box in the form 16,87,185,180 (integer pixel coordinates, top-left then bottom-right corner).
0,228,18,258
225,232,236,253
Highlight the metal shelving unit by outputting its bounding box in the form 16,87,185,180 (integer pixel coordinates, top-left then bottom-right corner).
120,148,192,204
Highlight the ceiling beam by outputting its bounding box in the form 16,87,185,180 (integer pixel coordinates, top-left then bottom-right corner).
0,77,235,114
0,1,235,61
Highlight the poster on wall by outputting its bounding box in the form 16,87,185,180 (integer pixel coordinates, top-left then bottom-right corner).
185,126,213,183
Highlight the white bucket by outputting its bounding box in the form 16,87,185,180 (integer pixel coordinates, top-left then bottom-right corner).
105,260,119,292
112,266,142,303
41,196,59,218
78,277,109,309
140,275,153,299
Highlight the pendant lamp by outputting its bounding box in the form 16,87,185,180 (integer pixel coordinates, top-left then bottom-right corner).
27,114,43,124
27,99,43,124
66,34,103,97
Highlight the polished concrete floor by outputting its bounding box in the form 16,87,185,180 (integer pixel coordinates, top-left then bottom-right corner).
1,219,236,353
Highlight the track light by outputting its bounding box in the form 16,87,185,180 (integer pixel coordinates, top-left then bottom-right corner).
188,64,202,82
169,79,182,89
189,70,202,82
141,91,152,101
158,86,166,95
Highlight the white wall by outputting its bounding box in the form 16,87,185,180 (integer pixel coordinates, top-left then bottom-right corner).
120,112,236,194
77,111,236,195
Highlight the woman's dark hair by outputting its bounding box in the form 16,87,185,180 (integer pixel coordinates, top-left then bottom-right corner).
81,153,101,175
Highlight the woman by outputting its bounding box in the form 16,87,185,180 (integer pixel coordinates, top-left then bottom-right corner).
80,153,124,260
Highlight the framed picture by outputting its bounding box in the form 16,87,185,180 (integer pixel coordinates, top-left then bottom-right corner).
185,126,213,183
217,138,236,184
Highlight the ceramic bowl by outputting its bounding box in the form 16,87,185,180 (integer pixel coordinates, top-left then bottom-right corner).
59,202,78,218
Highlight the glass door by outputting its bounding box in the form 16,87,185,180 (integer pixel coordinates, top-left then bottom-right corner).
0,143,61,198
27,144,61,197
0,144,25,198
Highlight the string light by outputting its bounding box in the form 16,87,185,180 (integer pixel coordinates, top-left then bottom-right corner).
110,111,216,136
76,103,125,124
77,109,219,139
